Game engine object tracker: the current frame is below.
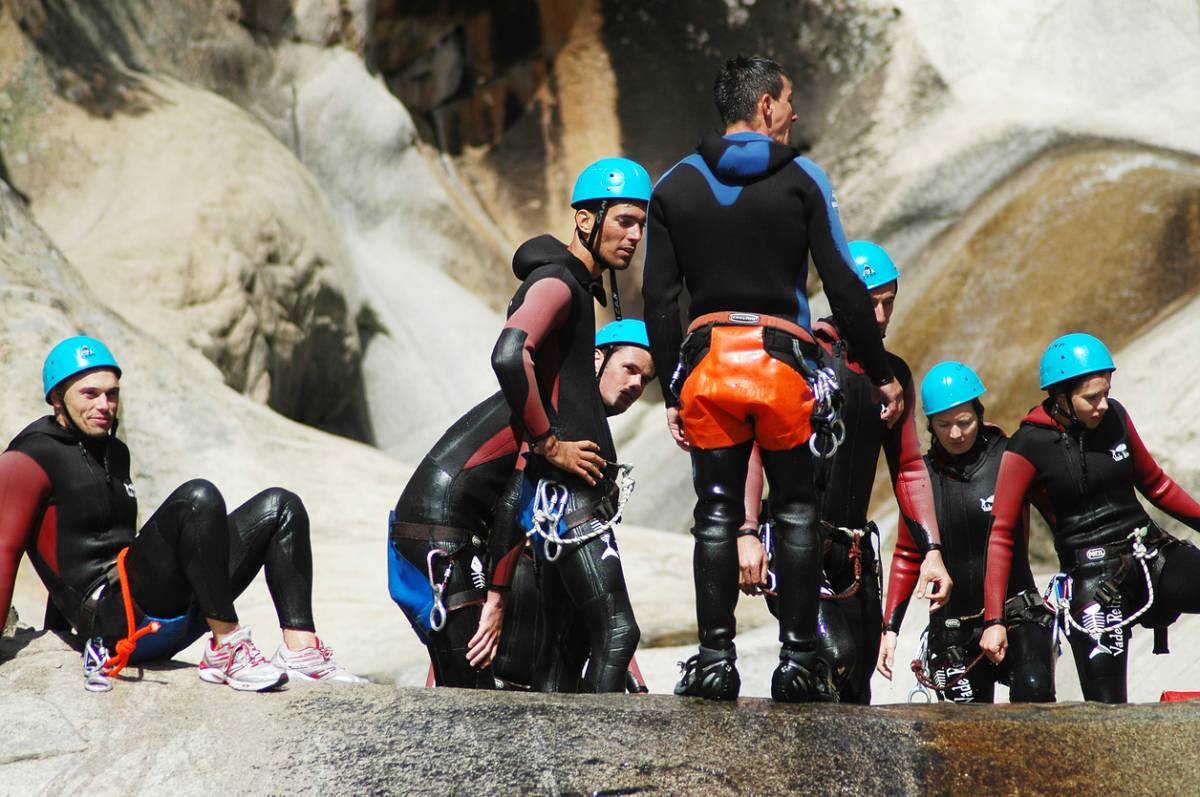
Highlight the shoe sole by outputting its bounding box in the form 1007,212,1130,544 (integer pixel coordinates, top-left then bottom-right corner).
199,667,289,692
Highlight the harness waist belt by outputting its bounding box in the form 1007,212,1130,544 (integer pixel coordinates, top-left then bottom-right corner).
928,610,984,630
445,588,487,611
1070,528,1166,568
562,481,620,529
390,520,479,547
687,311,815,345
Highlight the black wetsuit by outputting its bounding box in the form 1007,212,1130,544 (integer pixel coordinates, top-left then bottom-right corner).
391,392,521,688
490,236,639,693
0,417,314,661
891,426,1054,703
807,320,939,704
986,399,1200,703
643,132,894,680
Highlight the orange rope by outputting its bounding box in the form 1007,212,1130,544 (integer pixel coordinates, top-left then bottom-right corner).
102,546,160,679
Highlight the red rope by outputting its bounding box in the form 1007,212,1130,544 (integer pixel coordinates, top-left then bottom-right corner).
102,547,160,679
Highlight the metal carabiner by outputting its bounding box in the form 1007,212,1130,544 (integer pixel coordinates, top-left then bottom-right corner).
82,637,113,692
426,549,452,632
908,683,933,703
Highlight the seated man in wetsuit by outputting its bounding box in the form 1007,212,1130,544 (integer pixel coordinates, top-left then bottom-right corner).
388,319,654,689
0,337,362,691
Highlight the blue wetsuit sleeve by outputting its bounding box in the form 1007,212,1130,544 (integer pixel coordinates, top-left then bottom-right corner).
642,190,686,408
795,158,893,385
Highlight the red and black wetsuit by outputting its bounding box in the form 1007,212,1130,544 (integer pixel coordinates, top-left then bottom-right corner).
489,235,637,693
391,392,522,688
985,399,1200,702
809,320,939,704
0,417,315,661
887,425,1054,703
642,132,894,683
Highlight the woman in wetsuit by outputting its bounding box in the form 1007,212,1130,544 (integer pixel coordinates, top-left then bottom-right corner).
878,362,1054,703
981,334,1200,703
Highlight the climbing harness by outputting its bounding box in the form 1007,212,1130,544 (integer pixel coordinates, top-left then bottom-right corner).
1043,525,1158,645
526,465,636,562
908,626,987,702
818,522,868,601
426,549,454,632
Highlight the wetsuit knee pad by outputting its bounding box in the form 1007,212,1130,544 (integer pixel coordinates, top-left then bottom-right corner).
173,478,226,518
815,601,858,691
259,487,309,533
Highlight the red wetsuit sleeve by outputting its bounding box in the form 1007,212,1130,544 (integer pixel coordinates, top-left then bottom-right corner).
984,451,1037,622
883,512,924,633
492,278,573,441
883,378,941,547
0,451,51,623
742,443,764,529
1125,410,1200,530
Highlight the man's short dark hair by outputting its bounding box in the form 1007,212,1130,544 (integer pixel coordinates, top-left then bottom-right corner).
714,55,790,127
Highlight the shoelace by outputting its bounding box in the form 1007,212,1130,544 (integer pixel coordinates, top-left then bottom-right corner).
228,639,269,672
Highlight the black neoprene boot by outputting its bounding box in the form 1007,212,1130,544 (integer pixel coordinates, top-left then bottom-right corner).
674,645,740,701
771,647,839,703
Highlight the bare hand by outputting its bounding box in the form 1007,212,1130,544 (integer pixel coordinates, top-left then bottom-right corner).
537,435,605,485
874,378,904,428
916,550,952,611
981,624,1008,664
666,406,690,451
737,533,769,595
466,590,504,668
876,631,898,680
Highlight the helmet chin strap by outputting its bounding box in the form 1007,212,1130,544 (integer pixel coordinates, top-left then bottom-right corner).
578,200,623,320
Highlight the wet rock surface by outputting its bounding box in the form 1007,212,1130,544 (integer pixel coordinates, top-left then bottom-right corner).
5,629,1200,797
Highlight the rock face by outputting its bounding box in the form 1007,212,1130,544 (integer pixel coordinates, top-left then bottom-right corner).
6,629,1200,797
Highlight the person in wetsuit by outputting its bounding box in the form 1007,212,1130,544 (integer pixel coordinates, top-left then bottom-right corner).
878,361,1055,703
980,333,1200,703
740,240,947,704
488,157,651,694
388,320,654,690
0,337,362,691
643,56,948,702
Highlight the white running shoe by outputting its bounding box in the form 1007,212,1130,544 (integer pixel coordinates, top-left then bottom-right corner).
198,626,288,692
270,638,367,684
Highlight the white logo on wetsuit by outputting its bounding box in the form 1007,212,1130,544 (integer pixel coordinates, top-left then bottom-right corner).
601,532,620,561
1110,443,1129,461
124,481,136,497
980,494,994,512
1081,603,1125,659
470,556,486,590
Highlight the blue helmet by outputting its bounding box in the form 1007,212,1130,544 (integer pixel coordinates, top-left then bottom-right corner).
1039,333,1115,390
848,240,900,290
43,336,122,401
921,361,987,416
595,319,650,350
571,158,652,208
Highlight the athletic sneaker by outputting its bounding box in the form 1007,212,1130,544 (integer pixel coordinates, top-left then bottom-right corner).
198,626,288,692
270,638,367,684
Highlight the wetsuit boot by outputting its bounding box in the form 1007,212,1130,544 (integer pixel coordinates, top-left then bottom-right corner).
771,647,839,703
674,644,740,700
